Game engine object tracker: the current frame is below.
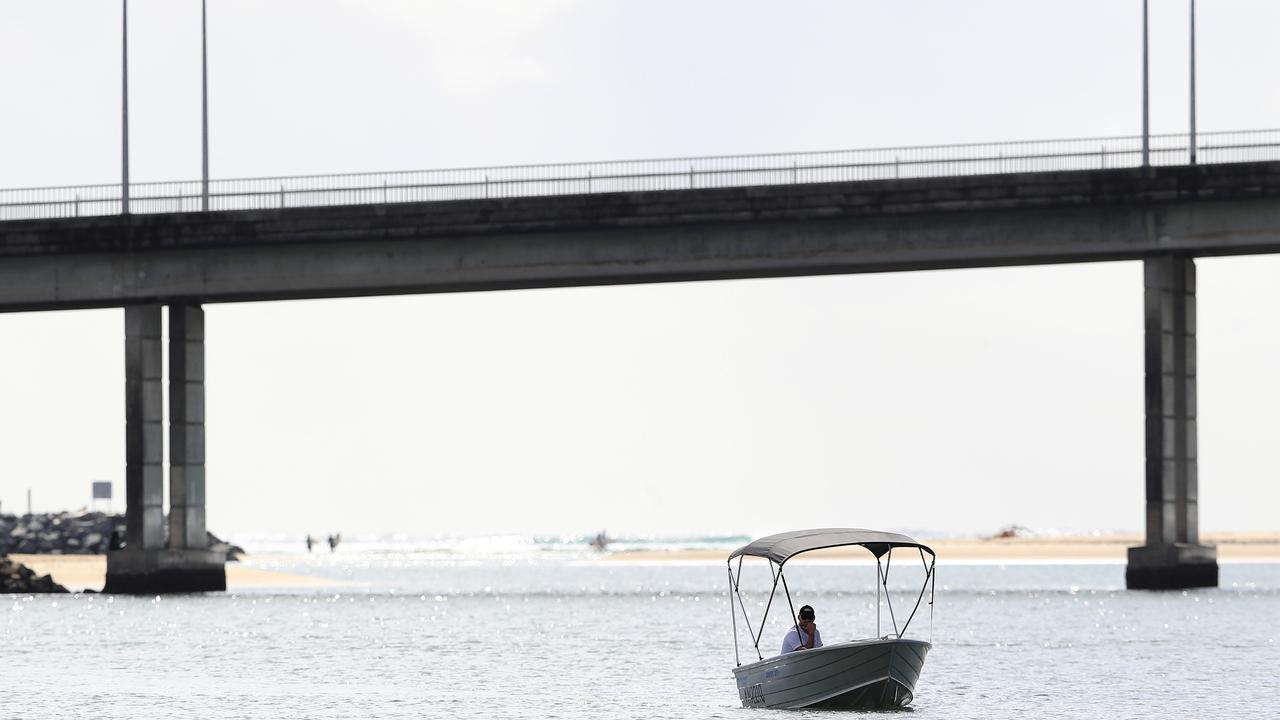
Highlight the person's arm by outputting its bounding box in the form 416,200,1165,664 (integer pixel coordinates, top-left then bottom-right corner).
804,623,817,649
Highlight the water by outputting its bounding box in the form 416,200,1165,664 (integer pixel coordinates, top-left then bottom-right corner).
236,532,756,556
4,553,1277,718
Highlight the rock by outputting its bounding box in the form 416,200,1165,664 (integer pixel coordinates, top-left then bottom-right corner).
208,531,245,561
0,511,240,560
0,555,68,593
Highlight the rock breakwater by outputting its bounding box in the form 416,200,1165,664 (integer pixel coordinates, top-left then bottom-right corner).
0,512,243,559
0,553,68,593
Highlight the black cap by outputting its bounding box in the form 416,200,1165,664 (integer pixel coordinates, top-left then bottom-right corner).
798,605,815,620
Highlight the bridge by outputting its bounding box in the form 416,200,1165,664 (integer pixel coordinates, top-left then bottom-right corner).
4,129,1280,592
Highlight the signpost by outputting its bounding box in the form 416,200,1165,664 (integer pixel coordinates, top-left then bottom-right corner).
92,480,113,513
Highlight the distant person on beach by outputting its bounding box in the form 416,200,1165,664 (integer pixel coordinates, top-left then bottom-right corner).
781,605,822,654
327,533,341,552
305,534,314,552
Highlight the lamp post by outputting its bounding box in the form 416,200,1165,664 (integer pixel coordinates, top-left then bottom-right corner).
1189,0,1197,165
202,0,209,210
1142,0,1149,167
122,0,130,214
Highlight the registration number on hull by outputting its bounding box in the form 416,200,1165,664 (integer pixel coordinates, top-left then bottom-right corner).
739,683,767,707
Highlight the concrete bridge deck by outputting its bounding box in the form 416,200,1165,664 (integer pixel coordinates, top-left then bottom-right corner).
1,161,1279,312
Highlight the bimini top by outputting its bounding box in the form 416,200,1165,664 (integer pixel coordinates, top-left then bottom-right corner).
728,528,934,564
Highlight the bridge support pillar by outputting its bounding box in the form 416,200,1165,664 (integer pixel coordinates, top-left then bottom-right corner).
106,304,225,594
1126,256,1218,590
168,305,208,550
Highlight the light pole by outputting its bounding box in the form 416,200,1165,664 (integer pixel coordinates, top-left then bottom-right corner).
1189,0,1197,165
202,0,209,210
122,0,130,214
1142,0,1149,167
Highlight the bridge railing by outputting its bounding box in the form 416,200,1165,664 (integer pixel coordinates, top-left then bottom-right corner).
2,129,1279,221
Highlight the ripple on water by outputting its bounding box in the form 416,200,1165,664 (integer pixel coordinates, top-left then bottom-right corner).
4,561,1279,718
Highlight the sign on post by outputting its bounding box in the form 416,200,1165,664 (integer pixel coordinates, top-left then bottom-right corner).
92,480,113,513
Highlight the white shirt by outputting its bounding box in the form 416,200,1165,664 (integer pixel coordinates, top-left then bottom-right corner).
780,625,823,654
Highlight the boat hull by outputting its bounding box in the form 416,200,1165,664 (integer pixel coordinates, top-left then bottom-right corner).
732,638,930,710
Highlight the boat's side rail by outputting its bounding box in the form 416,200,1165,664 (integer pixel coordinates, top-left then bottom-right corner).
731,637,931,675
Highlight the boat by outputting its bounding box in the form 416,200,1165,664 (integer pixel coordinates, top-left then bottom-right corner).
726,528,937,710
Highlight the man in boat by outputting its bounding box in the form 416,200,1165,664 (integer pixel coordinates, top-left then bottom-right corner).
780,605,823,653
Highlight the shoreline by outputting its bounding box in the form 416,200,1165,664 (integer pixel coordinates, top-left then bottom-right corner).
8,532,1278,591
7,554,341,592
601,532,1280,564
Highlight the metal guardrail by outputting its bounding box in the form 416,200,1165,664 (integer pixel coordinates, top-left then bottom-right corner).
2,129,1279,222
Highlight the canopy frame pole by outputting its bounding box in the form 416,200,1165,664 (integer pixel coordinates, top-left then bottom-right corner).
731,558,756,653
731,556,763,661
883,548,900,637
779,567,801,649
876,558,882,637
897,549,935,638
754,560,783,656
727,565,740,667
726,534,938,654
929,558,936,644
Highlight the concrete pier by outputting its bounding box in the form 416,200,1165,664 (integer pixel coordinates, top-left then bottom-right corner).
1126,256,1218,589
106,304,225,593
168,304,207,550
122,305,164,552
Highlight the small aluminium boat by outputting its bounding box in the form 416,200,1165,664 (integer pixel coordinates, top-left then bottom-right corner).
727,529,937,710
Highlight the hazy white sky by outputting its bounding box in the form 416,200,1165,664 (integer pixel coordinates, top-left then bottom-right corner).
1,1,1278,538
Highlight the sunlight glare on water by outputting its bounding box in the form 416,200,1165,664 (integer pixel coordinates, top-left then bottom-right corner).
4,558,1277,719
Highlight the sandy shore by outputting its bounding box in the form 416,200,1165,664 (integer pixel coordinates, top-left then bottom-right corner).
8,554,339,592
9,533,1277,590
604,533,1280,563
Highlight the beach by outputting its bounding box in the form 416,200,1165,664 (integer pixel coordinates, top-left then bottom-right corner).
603,532,1280,563
10,532,1279,592
8,554,338,592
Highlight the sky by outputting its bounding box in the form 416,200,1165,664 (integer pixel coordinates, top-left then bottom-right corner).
1,1,1279,539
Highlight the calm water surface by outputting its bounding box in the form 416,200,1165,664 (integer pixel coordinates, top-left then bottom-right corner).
5,556,1277,719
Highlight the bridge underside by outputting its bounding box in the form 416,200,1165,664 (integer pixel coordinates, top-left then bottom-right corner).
7,162,1279,591
0,163,1279,312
